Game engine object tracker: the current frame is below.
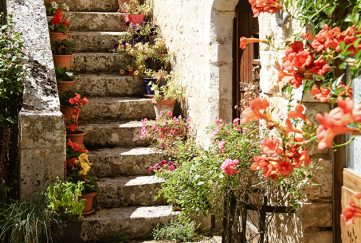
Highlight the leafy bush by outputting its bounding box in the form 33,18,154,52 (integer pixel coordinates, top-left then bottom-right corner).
0,200,58,243
153,217,200,242
45,179,85,221
0,17,26,198
55,67,75,81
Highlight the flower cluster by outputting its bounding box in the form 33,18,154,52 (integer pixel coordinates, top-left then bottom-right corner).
248,0,282,17
140,111,190,149
241,98,312,179
316,97,361,150
49,9,70,33
279,25,360,102
147,160,176,174
342,194,361,225
45,0,69,16
220,159,239,176
68,93,89,107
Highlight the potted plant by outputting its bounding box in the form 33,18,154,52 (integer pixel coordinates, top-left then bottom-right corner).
52,39,74,69
65,145,98,216
121,0,153,24
60,92,88,125
148,70,183,118
56,67,76,93
66,122,86,146
45,179,84,242
48,9,71,41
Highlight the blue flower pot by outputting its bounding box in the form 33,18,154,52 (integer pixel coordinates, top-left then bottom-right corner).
143,78,157,96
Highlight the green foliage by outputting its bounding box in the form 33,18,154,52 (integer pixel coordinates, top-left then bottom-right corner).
286,0,361,32
153,217,200,242
51,39,74,55
0,18,25,128
55,67,75,82
157,122,261,218
0,200,58,243
45,179,84,221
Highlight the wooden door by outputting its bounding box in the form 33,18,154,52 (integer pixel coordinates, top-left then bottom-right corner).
233,0,260,119
340,76,361,242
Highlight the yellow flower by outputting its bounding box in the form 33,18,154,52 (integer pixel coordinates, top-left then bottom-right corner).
78,153,91,176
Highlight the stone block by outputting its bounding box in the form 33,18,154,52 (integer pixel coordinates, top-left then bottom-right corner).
299,202,332,229
304,231,333,243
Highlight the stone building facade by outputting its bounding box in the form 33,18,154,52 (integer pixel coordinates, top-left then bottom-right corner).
153,0,333,242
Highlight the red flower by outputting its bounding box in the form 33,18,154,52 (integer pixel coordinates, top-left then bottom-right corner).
66,158,77,169
308,58,331,76
69,123,77,133
51,9,63,25
260,138,283,155
278,161,294,176
67,139,87,153
342,198,361,225
240,37,266,49
248,0,282,17
221,159,239,176
310,85,331,102
241,97,270,124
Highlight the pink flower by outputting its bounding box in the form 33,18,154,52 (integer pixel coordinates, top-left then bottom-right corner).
167,111,173,117
221,159,239,176
218,141,226,152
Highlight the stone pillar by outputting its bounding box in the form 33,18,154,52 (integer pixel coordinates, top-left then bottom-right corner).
7,0,66,201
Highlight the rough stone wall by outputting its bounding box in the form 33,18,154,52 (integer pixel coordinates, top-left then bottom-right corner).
153,0,236,146
7,0,66,201
154,1,333,242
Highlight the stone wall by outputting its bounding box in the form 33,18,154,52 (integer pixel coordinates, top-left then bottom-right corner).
6,0,66,201
153,0,236,146
154,0,333,241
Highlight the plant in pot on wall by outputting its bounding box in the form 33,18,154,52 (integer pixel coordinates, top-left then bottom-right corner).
56,67,76,93
120,0,153,24
147,69,184,118
65,145,98,216
48,8,71,41
52,39,74,70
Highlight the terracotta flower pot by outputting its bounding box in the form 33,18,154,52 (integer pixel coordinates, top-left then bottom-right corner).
82,192,97,215
118,0,129,12
53,54,73,69
50,32,69,42
58,80,76,93
124,14,145,24
152,99,176,118
60,105,80,124
66,131,86,146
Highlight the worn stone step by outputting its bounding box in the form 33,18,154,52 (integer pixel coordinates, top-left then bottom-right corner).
79,121,148,148
65,12,126,31
96,176,164,208
81,97,155,122
62,0,118,12
73,52,128,73
74,74,144,97
81,206,176,241
70,31,123,52
90,147,163,177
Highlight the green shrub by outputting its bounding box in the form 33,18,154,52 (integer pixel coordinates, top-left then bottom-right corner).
45,179,85,221
153,217,200,242
0,200,57,243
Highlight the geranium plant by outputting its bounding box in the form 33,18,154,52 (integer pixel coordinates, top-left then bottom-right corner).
52,40,74,55
48,9,70,34
120,0,152,17
44,0,69,16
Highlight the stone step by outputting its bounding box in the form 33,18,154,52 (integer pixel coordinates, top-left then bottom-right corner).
62,0,118,12
81,97,155,122
90,147,163,177
81,206,176,241
73,52,128,73
65,12,126,31
70,31,123,52
79,121,148,148
75,74,144,97
96,176,164,208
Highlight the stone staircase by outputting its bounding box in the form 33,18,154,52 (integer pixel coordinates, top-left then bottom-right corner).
62,0,175,241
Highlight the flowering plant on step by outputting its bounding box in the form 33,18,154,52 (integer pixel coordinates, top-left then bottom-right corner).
44,0,69,16
48,9,70,34
66,140,98,194
140,111,190,150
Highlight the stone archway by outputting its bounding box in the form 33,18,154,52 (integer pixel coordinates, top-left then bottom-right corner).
209,0,239,123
